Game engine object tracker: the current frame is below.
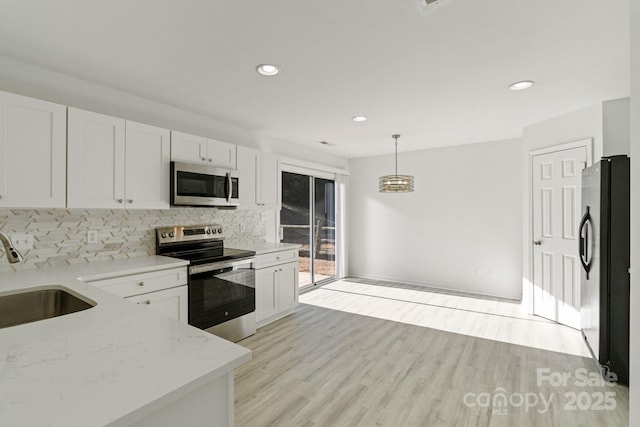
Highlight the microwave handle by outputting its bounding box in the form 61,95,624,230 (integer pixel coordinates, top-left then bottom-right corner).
226,172,232,204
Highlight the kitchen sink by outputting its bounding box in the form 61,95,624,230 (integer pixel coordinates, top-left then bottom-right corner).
0,286,96,329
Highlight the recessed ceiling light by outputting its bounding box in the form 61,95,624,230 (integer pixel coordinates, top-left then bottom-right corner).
509,80,534,91
352,116,368,122
256,64,279,76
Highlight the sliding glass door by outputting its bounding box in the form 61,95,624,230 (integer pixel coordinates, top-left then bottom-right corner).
313,177,336,282
281,172,336,288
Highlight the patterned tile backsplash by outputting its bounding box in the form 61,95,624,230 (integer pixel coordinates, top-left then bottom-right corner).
0,207,268,273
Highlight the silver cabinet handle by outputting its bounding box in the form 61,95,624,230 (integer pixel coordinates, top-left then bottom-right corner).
533,240,542,246
138,281,144,287
116,198,123,203
144,300,151,305
208,158,213,162
128,199,134,204
201,157,206,161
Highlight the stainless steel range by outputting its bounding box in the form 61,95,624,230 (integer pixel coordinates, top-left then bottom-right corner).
156,224,256,342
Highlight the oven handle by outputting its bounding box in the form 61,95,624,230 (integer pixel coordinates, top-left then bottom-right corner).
189,257,255,275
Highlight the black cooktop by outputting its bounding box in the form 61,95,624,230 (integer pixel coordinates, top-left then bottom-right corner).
179,247,255,265
155,224,255,265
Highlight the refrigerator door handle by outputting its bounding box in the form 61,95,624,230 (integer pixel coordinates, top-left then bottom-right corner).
579,206,592,279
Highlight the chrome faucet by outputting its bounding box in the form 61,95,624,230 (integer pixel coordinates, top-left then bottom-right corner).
0,231,23,263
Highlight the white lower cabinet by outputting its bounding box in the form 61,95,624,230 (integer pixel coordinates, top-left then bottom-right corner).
126,286,188,322
85,266,188,323
255,267,278,321
255,249,298,327
277,262,298,313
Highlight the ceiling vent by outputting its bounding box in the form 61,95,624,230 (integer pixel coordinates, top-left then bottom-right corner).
418,0,450,14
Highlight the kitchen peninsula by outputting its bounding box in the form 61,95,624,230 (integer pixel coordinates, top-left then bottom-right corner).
0,256,250,427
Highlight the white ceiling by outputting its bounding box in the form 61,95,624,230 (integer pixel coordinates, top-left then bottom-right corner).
0,0,630,158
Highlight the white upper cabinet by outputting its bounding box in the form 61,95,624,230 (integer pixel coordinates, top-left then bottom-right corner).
0,91,67,208
125,121,170,209
171,130,237,169
236,146,258,208
170,131,207,163
258,152,280,206
67,108,126,209
68,108,170,209
207,138,236,169
236,146,280,208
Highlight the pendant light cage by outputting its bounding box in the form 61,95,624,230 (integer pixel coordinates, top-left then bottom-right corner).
379,134,415,193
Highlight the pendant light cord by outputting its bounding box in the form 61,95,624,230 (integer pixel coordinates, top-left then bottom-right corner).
393,134,400,175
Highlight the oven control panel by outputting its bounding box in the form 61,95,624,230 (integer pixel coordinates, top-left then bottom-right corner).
156,224,225,245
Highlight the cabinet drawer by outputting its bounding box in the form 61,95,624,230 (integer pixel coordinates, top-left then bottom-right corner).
87,267,187,298
126,285,188,323
254,249,298,269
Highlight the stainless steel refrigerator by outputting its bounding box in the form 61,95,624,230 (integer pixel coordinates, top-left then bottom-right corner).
579,155,630,384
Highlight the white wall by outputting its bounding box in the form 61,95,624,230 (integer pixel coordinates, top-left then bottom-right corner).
348,138,522,300
0,55,348,170
603,98,631,156
629,0,639,424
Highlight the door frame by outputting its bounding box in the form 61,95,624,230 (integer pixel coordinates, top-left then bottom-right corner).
279,162,346,288
524,138,593,315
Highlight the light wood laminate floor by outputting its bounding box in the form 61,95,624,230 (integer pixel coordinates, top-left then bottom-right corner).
235,278,628,426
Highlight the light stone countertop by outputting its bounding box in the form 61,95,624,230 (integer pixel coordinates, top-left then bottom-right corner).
0,255,251,427
232,241,301,255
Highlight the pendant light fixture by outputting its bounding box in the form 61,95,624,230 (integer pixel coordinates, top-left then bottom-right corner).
379,134,414,193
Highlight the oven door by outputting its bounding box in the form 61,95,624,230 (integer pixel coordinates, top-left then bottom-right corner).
171,161,239,207
188,258,255,330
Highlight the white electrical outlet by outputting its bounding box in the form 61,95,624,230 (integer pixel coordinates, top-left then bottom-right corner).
475,267,483,276
260,211,268,221
489,268,495,278
10,233,33,251
239,223,246,233
87,230,99,244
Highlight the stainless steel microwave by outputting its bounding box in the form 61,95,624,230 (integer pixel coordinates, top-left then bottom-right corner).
170,161,239,207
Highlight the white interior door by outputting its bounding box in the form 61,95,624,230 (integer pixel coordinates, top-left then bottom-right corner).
532,146,588,329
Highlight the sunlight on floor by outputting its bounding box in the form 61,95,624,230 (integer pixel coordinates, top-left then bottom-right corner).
300,278,592,358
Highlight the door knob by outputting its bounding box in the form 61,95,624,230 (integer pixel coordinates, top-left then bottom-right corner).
533,240,542,246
